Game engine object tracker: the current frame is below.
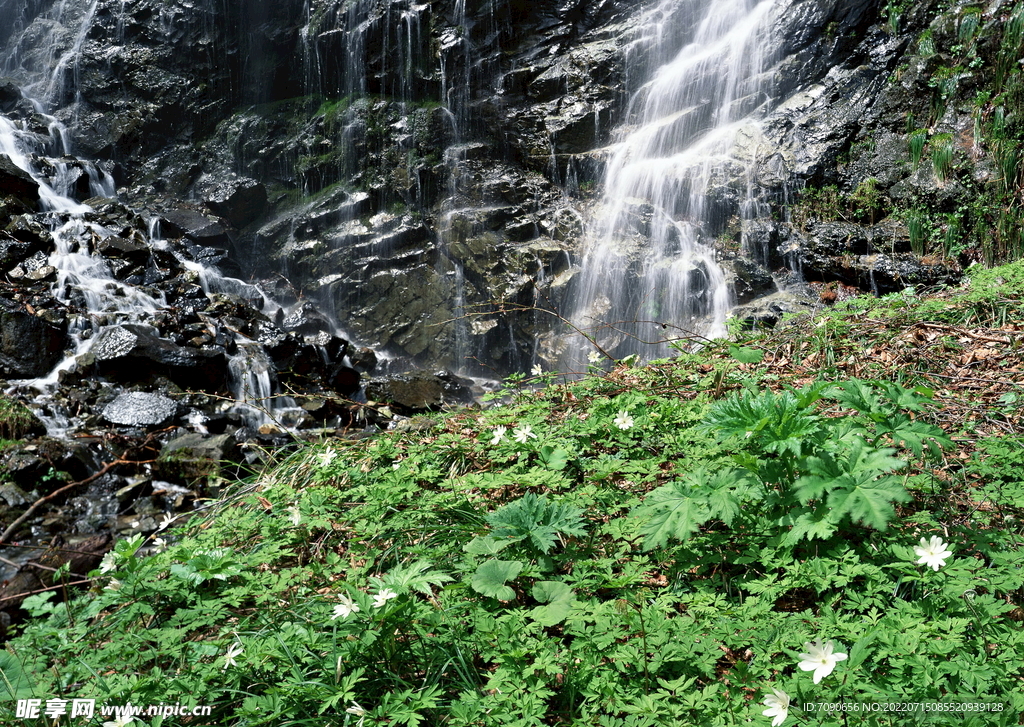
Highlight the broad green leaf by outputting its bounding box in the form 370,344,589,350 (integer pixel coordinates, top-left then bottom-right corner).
470,559,523,601
538,445,570,471
728,344,764,364
781,509,838,544
530,580,576,626
464,536,516,555
0,651,35,700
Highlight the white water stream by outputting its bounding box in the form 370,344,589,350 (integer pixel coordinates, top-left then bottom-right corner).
562,0,778,366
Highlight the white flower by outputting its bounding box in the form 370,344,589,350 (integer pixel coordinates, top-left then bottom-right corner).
531,364,543,376
513,424,537,443
332,595,361,620
104,578,122,592
151,537,167,552
797,639,847,684
372,588,399,608
318,449,337,467
490,425,507,445
346,701,366,727
157,513,175,531
588,350,602,363
914,535,953,571
222,642,244,671
761,688,790,726
286,505,302,526
103,717,135,727
613,410,634,430
98,552,116,573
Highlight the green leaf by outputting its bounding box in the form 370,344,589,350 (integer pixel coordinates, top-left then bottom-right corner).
530,581,575,626
634,475,715,551
0,651,35,700
382,559,453,595
728,344,764,364
537,445,570,471
470,559,523,600
485,493,587,555
464,536,516,555
848,632,878,669
781,509,838,544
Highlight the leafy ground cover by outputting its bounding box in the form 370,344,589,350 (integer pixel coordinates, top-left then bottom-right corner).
3,264,1024,726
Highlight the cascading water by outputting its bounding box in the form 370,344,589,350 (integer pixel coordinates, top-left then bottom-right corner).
561,0,778,367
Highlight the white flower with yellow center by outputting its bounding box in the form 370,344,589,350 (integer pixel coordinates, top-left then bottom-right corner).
914,535,953,571
761,688,790,726
797,639,847,683
331,594,360,620
613,410,634,430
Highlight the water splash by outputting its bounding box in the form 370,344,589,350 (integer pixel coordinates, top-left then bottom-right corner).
561,0,778,367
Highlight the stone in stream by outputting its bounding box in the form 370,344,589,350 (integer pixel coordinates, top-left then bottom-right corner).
102,391,179,428
0,304,68,378
0,154,38,208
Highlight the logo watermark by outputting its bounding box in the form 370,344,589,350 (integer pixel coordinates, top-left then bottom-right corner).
15,699,212,720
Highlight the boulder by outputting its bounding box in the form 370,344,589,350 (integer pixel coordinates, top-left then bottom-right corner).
365,370,475,413
0,306,68,378
199,175,268,228
90,324,227,391
102,392,179,428
0,155,39,209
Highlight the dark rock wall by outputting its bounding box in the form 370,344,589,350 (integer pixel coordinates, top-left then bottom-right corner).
2,0,1021,370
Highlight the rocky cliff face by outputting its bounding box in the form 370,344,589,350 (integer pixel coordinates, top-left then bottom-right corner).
5,0,1020,371
1,0,1022,553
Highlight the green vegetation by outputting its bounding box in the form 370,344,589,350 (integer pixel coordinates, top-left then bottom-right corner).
4,265,1024,725
0,395,41,441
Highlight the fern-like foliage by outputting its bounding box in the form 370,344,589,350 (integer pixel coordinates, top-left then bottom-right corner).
828,380,953,459
379,559,453,595
793,440,910,531
634,468,757,551
702,387,822,457
483,493,588,555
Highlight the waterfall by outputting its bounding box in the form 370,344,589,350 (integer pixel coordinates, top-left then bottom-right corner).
561,0,778,366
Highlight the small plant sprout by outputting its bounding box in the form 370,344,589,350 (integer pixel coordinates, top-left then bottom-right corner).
222,642,244,671
613,410,634,430
914,535,953,571
286,505,302,526
761,688,790,726
332,595,360,620
372,588,399,608
797,639,847,683
98,552,116,573
513,424,537,443
490,425,507,445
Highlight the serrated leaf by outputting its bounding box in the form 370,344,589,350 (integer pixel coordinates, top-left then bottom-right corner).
848,632,877,669
382,559,453,595
532,580,573,604
485,493,587,555
470,559,523,600
782,509,838,544
634,480,712,551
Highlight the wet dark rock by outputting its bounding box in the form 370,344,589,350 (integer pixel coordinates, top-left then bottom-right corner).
350,347,378,372
102,391,179,427
0,154,38,208
365,370,475,413
153,431,236,486
0,77,22,112
90,324,227,391
5,215,52,247
0,303,68,378
96,236,150,263
720,256,776,305
0,234,39,271
731,291,817,330
199,175,268,229
159,208,231,246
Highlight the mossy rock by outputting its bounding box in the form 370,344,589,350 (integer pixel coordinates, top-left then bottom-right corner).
0,396,45,441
